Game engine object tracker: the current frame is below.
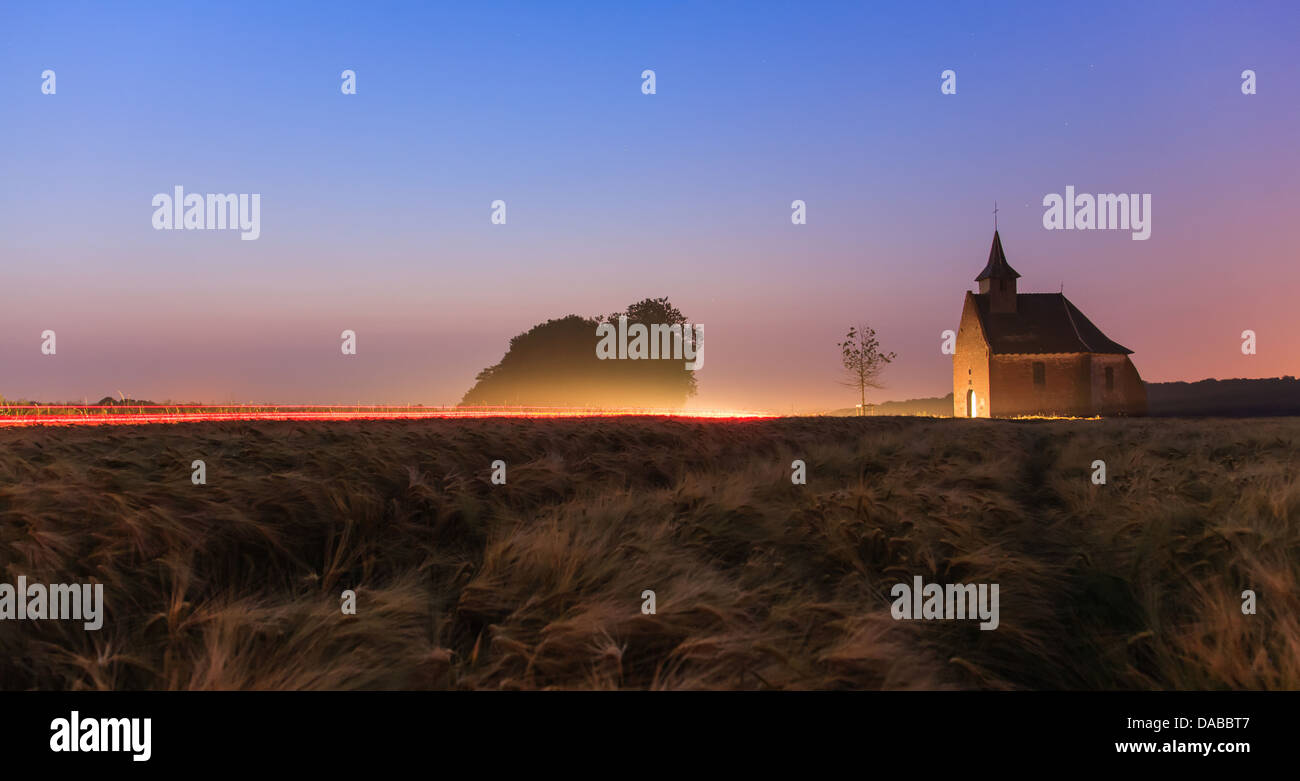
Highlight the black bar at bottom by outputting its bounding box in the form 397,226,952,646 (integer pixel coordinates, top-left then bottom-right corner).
3,691,1286,769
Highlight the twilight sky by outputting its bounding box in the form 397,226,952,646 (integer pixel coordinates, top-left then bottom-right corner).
1,1,1296,411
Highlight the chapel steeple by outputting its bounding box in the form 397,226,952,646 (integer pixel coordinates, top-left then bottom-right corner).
975,230,1020,313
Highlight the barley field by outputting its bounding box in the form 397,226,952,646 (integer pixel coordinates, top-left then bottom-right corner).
1,416,1295,690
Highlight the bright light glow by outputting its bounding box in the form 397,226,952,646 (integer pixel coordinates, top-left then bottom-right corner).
0,405,775,427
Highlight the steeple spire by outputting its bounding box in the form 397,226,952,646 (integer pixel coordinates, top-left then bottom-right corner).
975,230,1020,313
975,230,1021,283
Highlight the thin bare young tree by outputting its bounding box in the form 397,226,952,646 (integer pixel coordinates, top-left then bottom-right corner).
838,325,896,416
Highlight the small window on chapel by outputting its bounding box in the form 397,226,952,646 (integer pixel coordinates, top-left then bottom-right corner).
1105,366,1114,391
1032,362,1045,386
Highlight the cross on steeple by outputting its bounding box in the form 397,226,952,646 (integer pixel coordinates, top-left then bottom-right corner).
993,201,999,231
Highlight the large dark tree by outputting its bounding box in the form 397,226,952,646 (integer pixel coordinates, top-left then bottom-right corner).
459,298,699,408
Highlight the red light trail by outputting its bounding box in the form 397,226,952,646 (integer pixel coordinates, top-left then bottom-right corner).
0,405,775,427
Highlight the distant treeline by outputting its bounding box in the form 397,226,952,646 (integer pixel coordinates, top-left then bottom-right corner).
825,395,953,417
829,377,1300,418
1144,377,1300,417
